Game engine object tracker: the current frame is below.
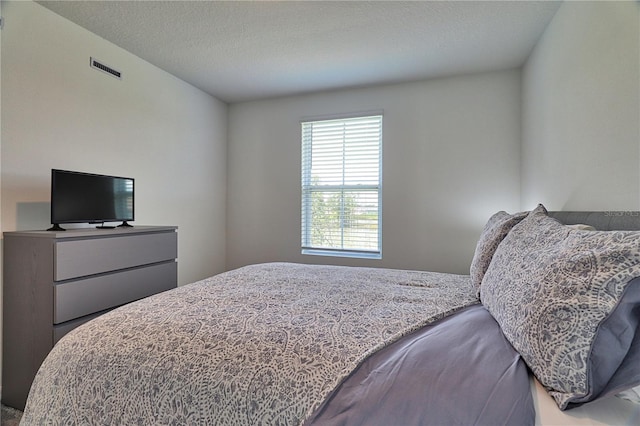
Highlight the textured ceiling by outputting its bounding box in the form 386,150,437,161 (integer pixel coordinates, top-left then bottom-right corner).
37,1,562,103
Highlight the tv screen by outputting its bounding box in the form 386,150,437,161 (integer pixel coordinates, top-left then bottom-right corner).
50,169,134,230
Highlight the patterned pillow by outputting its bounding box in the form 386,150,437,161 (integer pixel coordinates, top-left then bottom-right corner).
481,205,640,409
470,209,528,290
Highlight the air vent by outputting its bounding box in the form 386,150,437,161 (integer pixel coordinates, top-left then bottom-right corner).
90,57,122,80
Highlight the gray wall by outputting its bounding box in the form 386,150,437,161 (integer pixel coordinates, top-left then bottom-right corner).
227,70,522,274
1,1,228,285
522,1,640,210
226,2,640,275
1,1,229,397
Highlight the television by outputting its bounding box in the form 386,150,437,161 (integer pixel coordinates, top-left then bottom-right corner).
49,169,134,231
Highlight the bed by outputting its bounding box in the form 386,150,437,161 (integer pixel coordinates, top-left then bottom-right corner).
20,205,640,425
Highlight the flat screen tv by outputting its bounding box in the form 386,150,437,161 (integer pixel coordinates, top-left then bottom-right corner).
49,169,134,231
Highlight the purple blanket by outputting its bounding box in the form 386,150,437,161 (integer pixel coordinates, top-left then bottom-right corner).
308,304,535,425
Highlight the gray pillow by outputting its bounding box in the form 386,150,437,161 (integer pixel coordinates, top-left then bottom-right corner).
470,209,527,290
481,204,640,409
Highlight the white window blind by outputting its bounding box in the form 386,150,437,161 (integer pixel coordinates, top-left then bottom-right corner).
301,115,382,258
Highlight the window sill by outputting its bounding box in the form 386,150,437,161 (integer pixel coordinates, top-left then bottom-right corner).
302,249,382,260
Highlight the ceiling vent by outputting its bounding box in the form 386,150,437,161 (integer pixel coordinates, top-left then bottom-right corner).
90,57,122,80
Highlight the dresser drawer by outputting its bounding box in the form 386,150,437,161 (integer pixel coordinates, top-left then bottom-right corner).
54,231,177,281
54,261,177,324
53,310,107,343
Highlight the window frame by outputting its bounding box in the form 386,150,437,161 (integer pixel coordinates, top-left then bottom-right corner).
300,113,383,259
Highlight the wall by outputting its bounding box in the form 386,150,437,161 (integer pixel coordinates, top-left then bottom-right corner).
227,70,522,274
522,1,640,210
1,1,228,284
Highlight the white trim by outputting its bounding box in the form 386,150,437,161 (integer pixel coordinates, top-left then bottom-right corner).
302,248,382,260
300,109,384,124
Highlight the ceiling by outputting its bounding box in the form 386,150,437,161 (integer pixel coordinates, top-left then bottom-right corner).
37,0,562,103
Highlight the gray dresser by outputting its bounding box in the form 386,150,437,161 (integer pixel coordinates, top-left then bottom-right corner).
2,226,178,410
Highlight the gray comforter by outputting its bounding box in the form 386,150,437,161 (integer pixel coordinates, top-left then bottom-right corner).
23,263,479,424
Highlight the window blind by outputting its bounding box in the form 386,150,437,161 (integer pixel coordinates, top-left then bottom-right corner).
301,115,382,258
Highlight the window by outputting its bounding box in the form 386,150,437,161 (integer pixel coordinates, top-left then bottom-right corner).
301,114,382,258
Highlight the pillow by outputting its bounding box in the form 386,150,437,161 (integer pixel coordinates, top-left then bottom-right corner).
481,204,640,409
470,209,528,290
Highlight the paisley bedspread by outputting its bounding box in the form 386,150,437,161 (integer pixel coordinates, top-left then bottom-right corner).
22,263,477,425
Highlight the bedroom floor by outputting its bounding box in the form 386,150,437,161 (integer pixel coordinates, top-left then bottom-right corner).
1,404,22,426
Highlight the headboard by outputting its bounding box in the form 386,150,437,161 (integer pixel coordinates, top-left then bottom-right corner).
549,211,640,231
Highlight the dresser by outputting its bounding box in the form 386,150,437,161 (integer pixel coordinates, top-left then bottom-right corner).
2,226,178,410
